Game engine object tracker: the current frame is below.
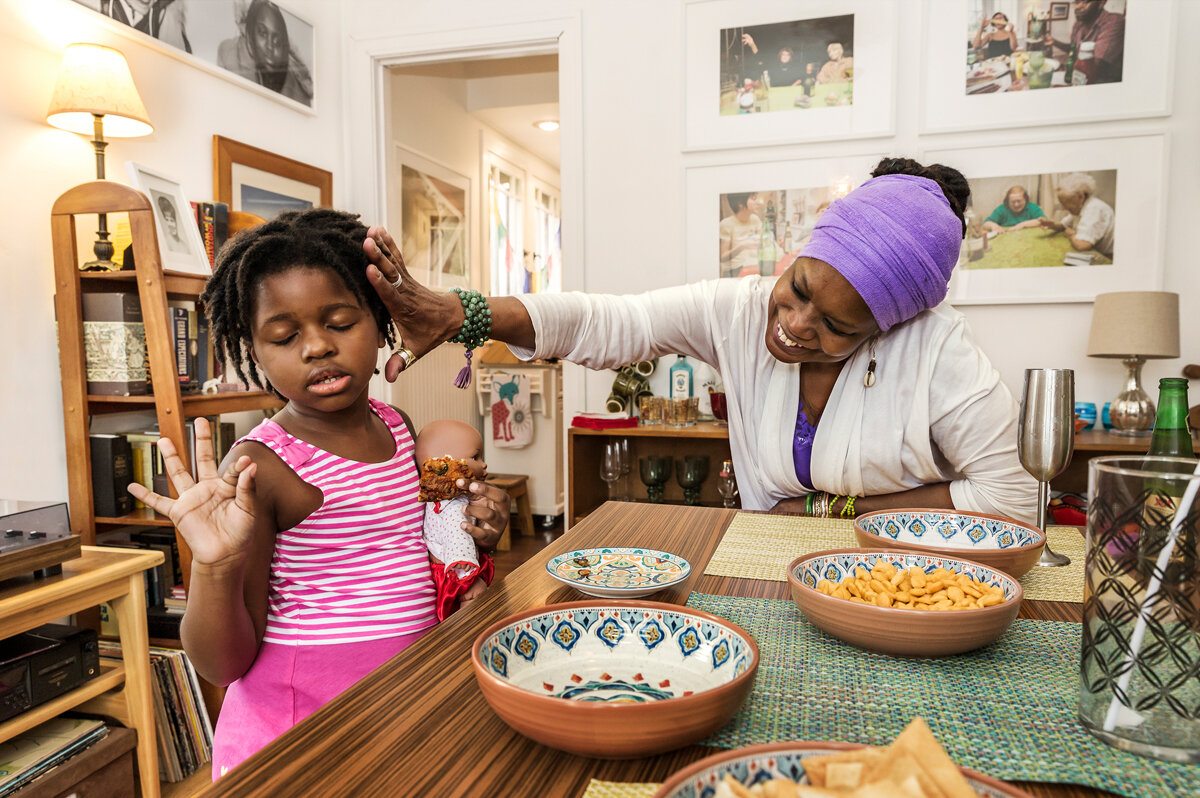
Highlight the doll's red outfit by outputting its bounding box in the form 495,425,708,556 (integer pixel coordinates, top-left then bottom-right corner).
424,496,494,620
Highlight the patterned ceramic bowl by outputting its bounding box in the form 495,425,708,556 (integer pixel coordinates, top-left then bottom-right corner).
854,509,1046,578
787,549,1022,658
471,600,758,758
545,547,692,598
652,740,1034,798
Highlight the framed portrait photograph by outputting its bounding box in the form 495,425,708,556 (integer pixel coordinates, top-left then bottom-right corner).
68,0,315,110
922,0,1176,132
683,0,897,150
923,133,1167,305
389,145,470,289
213,135,332,220
125,161,210,275
683,153,882,283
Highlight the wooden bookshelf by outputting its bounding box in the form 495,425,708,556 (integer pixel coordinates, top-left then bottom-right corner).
51,180,282,594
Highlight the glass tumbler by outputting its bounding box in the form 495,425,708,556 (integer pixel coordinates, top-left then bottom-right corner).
1079,456,1200,763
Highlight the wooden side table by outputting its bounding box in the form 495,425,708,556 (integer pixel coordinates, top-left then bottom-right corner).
0,546,163,798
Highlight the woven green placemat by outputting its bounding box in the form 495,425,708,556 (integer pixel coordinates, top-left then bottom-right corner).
686,592,1199,797
580,780,659,798
703,513,1086,603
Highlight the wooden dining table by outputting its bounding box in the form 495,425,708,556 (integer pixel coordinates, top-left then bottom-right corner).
198,502,1114,798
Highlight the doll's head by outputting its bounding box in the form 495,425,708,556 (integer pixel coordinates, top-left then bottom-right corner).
416,420,487,479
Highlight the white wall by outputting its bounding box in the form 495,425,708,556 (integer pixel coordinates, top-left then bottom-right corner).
0,0,346,502
345,0,1199,419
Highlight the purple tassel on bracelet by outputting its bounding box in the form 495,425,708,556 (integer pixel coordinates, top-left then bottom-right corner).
453,350,473,389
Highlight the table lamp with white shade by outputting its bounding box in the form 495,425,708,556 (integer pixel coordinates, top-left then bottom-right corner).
46,43,153,271
1086,291,1180,434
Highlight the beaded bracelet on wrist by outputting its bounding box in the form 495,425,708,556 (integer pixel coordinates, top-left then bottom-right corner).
448,287,492,388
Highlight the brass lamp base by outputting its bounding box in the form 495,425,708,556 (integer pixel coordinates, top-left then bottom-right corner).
1108,356,1155,434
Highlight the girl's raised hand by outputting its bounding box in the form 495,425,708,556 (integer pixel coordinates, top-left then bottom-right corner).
127,418,258,569
362,225,461,381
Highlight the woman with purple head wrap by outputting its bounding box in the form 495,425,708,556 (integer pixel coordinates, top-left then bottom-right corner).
364,158,1037,524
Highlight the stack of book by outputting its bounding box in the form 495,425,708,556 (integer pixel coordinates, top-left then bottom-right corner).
0,718,108,793
1063,250,1097,267
98,642,213,783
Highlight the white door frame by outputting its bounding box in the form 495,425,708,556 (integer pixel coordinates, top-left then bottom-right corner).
343,15,585,525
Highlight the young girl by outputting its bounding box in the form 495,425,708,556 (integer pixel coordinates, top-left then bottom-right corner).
127,209,510,778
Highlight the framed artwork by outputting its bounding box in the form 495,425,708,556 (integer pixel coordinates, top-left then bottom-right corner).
125,161,210,275
923,0,1175,132
683,0,897,150
390,145,470,289
213,135,331,220
683,153,882,283
68,0,315,110
923,133,1167,305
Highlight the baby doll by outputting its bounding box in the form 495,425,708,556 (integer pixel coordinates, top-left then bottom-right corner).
415,419,494,620
737,78,757,113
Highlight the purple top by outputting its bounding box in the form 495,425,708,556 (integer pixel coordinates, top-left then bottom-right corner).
792,394,817,491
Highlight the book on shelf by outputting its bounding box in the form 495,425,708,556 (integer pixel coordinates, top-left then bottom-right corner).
169,305,201,395
89,433,132,517
98,641,213,783
131,527,184,587
81,292,149,396
0,717,108,793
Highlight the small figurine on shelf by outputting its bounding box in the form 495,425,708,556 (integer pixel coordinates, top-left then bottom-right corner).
416,419,495,620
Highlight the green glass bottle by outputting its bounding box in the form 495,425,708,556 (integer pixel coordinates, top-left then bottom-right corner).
1064,43,1078,84
1140,378,1196,581
1147,378,1194,457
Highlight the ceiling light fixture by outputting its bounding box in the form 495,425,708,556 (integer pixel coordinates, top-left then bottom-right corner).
533,119,559,132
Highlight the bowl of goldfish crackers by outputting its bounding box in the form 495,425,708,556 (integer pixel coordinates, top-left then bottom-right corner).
787,549,1022,658
653,716,1033,797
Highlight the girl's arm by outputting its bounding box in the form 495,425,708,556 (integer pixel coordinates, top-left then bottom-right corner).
128,422,271,686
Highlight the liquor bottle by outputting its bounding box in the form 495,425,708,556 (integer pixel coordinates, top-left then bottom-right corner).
1063,43,1078,84
758,202,778,276
804,63,815,96
1140,378,1195,581
670,355,694,399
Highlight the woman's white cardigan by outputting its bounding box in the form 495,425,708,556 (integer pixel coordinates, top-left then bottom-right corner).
512,277,1038,525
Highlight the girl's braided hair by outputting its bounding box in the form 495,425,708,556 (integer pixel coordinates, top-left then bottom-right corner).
201,208,396,394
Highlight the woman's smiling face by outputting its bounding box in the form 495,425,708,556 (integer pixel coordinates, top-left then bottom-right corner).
766,256,878,364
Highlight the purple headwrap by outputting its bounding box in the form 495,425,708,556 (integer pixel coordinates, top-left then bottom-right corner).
802,174,962,331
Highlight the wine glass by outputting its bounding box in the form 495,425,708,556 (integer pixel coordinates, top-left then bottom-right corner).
639,455,672,504
617,438,632,500
717,459,740,509
600,441,622,501
1018,368,1074,567
676,455,710,506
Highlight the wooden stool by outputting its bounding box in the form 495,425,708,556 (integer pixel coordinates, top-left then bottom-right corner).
486,473,533,552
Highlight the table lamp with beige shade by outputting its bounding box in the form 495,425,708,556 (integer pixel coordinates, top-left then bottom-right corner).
46,43,153,271
1087,291,1180,434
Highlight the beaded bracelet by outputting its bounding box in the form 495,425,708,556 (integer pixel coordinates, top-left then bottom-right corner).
448,287,492,388
805,492,816,516
840,496,857,518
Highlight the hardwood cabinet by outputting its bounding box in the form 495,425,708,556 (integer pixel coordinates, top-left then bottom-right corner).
51,181,282,592
568,422,733,524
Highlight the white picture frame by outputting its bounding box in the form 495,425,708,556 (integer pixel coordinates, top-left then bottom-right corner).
390,145,471,290
924,133,1168,305
66,0,317,113
125,161,211,276
683,153,883,283
683,0,897,151
920,0,1175,133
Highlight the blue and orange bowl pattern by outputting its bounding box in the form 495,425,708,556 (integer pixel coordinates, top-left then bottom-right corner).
853,510,1046,578
546,547,691,598
793,550,1020,601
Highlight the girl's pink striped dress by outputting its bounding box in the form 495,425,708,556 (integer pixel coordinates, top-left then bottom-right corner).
212,398,438,778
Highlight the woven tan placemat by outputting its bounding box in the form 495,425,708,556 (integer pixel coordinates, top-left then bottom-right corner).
703,513,1085,603
580,780,659,798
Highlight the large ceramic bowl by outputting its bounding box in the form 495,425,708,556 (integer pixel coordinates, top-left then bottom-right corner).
545,547,691,598
651,740,1034,798
787,549,1022,658
471,600,758,758
854,509,1046,578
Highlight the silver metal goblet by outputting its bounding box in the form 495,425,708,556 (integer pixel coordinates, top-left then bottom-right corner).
1018,368,1075,567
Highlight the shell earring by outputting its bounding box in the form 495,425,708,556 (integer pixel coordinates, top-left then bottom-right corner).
863,337,878,388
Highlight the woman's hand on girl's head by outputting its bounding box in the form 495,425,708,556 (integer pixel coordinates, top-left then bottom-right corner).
127,417,257,571
457,479,510,549
362,225,463,381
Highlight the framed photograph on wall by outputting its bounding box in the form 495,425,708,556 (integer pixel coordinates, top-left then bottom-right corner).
922,0,1175,133
390,145,470,289
213,135,332,221
683,0,897,150
125,161,210,275
924,133,1167,305
67,0,316,110
683,153,882,283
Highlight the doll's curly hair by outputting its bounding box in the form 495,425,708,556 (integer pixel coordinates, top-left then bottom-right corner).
201,208,396,395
